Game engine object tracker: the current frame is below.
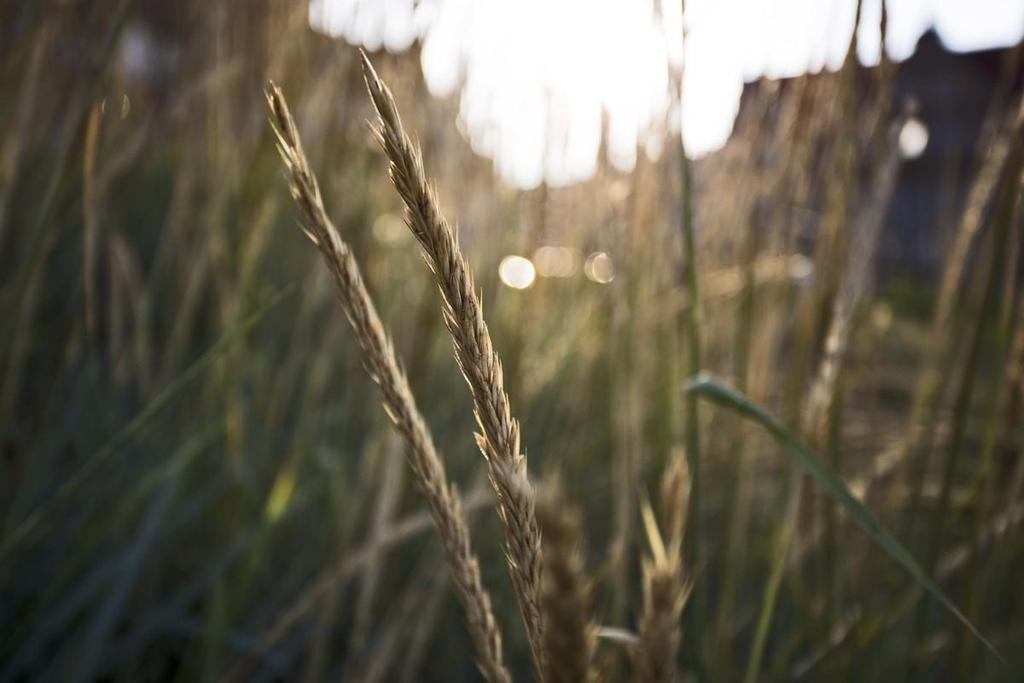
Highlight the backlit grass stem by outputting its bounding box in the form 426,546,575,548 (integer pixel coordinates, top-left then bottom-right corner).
266,83,511,683
359,52,547,678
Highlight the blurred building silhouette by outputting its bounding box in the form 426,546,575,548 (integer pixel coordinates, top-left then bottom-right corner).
886,31,1022,278
715,30,1023,280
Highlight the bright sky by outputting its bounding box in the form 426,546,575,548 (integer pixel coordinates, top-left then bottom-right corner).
310,0,1024,189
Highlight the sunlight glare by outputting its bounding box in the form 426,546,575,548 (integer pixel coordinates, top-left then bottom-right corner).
584,252,615,284
311,0,1024,189
499,255,537,289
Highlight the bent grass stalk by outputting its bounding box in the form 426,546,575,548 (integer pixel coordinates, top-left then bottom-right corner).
743,111,903,683
914,135,1024,667
957,222,1023,679
359,52,547,678
903,93,1024,533
685,375,1012,672
265,83,511,683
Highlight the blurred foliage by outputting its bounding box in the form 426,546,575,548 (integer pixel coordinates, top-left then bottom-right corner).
0,2,1022,682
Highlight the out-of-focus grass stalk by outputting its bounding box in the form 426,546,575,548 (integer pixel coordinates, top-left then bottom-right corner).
820,20,894,609
981,280,1024,606
937,166,1022,681
0,285,294,562
359,550,449,683
955,190,1022,681
823,367,845,623
962,175,1019,679
678,91,706,673
912,135,1023,672
795,14,861,622
678,10,706,669
688,375,1010,672
903,94,1024,536
538,478,599,683
712,189,758,671
633,484,690,683
72,457,185,682
712,78,811,680
745,103,850,683
746,82,903,683
0,21,50,249
763,66,857,651
222,482,496,682
743,465,801,683
607,173,642,662
346,434,406,677
0,1,135,440
83,104,102,345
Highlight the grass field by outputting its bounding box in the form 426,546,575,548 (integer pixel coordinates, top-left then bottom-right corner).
1,3,1023,681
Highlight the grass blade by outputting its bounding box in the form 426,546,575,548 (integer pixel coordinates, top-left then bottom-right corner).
684,373,1012,672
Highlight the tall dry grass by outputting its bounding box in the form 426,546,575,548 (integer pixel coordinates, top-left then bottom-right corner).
536,479,599,683
632,453,690,683
360,51,547,677
1,3,1023,681
266,82,511,683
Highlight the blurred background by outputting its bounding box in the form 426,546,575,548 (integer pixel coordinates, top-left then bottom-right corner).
1,0,1023,680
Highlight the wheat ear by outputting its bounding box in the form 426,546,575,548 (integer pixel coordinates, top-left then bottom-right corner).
359,51,547,677
633,453,691,683
537,479,599,683
265,83,511,683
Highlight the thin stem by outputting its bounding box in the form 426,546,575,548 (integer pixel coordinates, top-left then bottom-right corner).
912,142,1022,674
679,130,706,668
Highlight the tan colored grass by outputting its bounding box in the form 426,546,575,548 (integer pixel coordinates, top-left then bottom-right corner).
265,83,511,683
802,112,905,441
358,51,547,677
632,452,690,683
537,479,599,683
899,93,1024,454
659,449,690,553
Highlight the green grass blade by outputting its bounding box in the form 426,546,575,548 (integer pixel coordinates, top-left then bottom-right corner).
684,373,1012,672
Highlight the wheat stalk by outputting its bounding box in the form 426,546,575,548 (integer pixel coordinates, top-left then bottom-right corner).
633,453,691,683
265,83,511,683
358,51,547,677
537,479,599,683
